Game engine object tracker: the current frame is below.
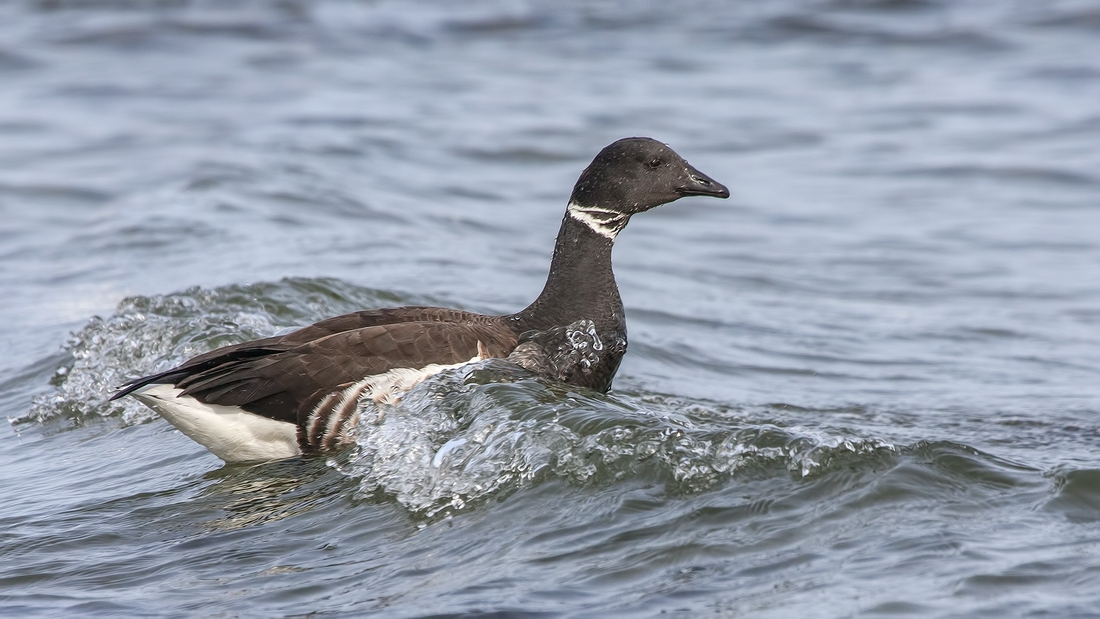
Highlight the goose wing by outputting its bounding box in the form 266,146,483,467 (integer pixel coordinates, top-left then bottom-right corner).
112,308,518,423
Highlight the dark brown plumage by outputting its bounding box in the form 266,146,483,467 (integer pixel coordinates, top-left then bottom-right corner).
112,309,517,444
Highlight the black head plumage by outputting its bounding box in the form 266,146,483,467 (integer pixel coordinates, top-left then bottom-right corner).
568,137,729,214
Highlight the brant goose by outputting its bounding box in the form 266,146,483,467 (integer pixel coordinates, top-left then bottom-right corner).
112,137,729,462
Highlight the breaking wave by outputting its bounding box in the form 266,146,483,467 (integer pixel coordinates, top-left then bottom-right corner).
339,360,898,516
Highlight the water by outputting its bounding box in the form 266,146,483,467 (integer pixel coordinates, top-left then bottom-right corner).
3,0,1100,616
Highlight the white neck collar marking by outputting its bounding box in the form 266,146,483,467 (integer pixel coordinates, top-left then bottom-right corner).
567,202,627,240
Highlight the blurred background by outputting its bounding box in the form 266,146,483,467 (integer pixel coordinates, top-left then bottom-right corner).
2,1,1100,617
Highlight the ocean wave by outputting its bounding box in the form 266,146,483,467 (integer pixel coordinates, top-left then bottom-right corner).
338,360,900,517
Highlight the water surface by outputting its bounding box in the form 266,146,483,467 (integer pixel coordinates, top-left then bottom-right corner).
3,1,1100,616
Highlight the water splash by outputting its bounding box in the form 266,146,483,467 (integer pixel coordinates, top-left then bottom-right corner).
338,360,898,516
508,318,624,386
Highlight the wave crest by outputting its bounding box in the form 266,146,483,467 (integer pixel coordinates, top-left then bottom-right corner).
339,361,898,516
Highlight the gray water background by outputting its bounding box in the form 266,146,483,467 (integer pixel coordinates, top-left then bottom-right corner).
3,0,1100,616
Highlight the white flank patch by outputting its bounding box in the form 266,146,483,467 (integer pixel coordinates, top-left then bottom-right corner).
566,202,626,240
133,384,301,463
360,356,484,406
306,352,487,449
353,349,489,409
